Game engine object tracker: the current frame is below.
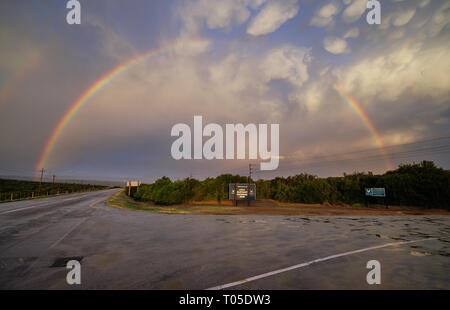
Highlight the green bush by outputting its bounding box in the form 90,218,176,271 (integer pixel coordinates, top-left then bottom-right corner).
132,161,450,209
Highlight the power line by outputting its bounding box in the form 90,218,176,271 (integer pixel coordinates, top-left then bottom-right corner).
255,144,450,174
278,136,450,162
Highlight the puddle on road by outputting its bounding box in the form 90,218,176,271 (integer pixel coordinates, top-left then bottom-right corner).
410,251,432,257
209,215,450,260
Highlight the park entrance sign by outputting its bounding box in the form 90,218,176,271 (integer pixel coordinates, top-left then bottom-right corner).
126,180,141,196
365,187,386,197
229,183,256,200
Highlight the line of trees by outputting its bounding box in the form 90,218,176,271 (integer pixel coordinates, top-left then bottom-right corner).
0,179,108,202
133,161,450,209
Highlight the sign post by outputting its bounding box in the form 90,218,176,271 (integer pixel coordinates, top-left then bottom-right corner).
365,187,387,208
126,180,141,196
234,182,237,206
229,183,256,205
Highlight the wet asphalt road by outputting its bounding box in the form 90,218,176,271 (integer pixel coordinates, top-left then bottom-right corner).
0,189,449,289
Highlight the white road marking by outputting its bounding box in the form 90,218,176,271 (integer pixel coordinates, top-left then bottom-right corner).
206,237,437,290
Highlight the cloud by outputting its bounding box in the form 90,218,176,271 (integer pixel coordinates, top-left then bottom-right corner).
310,1,341,27
175,0,266,36
426,1,450,37
419,0,431,8
247,0,299,36
343,27,360,39
260,45,310,87
84,15,137,60
342,0,367,23
392,8,416,26
205,44,311,122
323,36,349,54
332,41,450,103
1,0,449,179
289,82,325,113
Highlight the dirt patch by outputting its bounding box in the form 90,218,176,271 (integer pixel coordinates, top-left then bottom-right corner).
107,190,450,216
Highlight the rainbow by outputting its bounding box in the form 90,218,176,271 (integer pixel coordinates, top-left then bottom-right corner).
333,85,393,170
36,39,210,172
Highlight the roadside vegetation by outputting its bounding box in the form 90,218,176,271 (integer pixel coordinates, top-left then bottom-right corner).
0,178,109,202
132,161,450,210
109,186,449,216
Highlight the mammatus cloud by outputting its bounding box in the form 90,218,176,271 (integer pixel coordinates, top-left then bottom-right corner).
323,36,349,54
1,0,450,179
419,0,431,8
247,0,299,36
426,1,450,37
175,0,266,37
332,42,450,103
343,27,359,39
310,1,341,27
260,45,310,87
342,0,367,23
392,8,416,26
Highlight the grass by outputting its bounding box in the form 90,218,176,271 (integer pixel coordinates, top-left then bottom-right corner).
351,203,365,208
107,190,187,213
107,190,450,216
107,190,303,215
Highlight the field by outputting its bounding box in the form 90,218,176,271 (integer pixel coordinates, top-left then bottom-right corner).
108,190,450,216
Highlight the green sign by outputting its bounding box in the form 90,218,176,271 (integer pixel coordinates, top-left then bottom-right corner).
365,187,386,197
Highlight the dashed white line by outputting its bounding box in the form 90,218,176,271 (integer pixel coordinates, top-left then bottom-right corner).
206,237,437,290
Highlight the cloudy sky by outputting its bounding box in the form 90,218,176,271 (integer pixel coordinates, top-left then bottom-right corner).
0,0,449,182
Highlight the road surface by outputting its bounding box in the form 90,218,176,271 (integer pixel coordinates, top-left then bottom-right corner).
0,189,449,289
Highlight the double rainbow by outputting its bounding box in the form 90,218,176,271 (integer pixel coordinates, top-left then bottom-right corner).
35,39,210,171
35,40,392,172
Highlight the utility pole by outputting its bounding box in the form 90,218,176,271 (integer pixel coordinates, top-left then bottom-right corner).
186,173,192,204
248,163,252,206
234,177,237,206
52,175,55,195
38,168,44,196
